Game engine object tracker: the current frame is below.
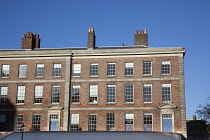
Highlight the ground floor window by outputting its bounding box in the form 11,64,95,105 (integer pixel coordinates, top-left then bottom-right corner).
162,114,173,132
106,113,115,131
71,114,79,131
125,113,134,131
0,115,5,131
49,115,59,131
88,114,97,131
144,113,152,131
32,114,41,131
15,114,24,131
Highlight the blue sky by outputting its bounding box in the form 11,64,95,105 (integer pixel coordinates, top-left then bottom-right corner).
0,0,210,118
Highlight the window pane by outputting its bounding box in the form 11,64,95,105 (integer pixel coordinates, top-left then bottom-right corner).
144,113,152,131
18,64,27,78
125,84,134,103
125,62,133,76
34,86,43,103
107,113,115,131
107,85,115,103
143,84,152,103
88,114,97,131
89,85,98,103
71,85,80,103
143,61,151,75
15,114,24,131
52,86,60,103
32,114,41,131
162,61,170,75
162,84,171,102
90,63,98,76
17,86,25,104
73,64,81,76
0,86,8,104
53,64,61,77
36,64,44,77
71,114,80,131
1,64,10,77
107,63,116,76
125,113,134,131
0,115,5,131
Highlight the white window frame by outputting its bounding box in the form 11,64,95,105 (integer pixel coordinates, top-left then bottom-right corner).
89,85,98,104
124,84,134,103
53,63,61,77
73,64,81,77
90,63,98,76
107,63,116,76
143,113,153,131
51,85,60,104
107,85,116,103
32,114,41,131
143,61,152,75
106,113,115,131
16,86,25,104
71,85,80,104
34,85,43,104
0,86,8,104
162,84,172,103
15,114,24,132
161,61,171,75
70,114,80,131
125,62,134,76
125,113,134,131
143,84,152,103
161,113,174,132
1,64,10,78
36,64,44,77
18,64,27,78
88,114,97,131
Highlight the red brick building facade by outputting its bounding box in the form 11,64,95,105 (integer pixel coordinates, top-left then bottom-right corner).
0,28,187,137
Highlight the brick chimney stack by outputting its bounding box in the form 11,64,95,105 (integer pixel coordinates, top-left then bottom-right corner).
134,29,148,46
22,32,40,49
88,27,95,49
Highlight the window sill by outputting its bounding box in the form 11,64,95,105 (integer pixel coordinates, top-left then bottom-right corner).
106,103,116,105
89,103,98,105
142,74,152,77
33,103,42,105
0,77,9,79
161,74,171,76
143,102,152,104
15,103,24,105
106,75,116,77
53,76,62,78
34,76,44,78
72,76,81,78
89,75,98,78
17,77,27,79
124,103,134,104
125,75,134,77
71,103,80,105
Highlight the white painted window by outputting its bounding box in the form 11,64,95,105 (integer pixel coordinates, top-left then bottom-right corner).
143,61,152,75
162,84,171,102
143,84,152,103
17,86,25,104
34,86,43,104
144,113,152,131
89,85,98,104
125,113,134,131
53,64,61,77
0,86,8,104
1,64,10,78
107,63,116,76
107,85,116,103
125,62,133,76
90,63,98,76
36,64,44,77
88,114,97,131
162,61,170,75
71,114,80,131
73,64,81,77
18,64,27,78
125,84,134,103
